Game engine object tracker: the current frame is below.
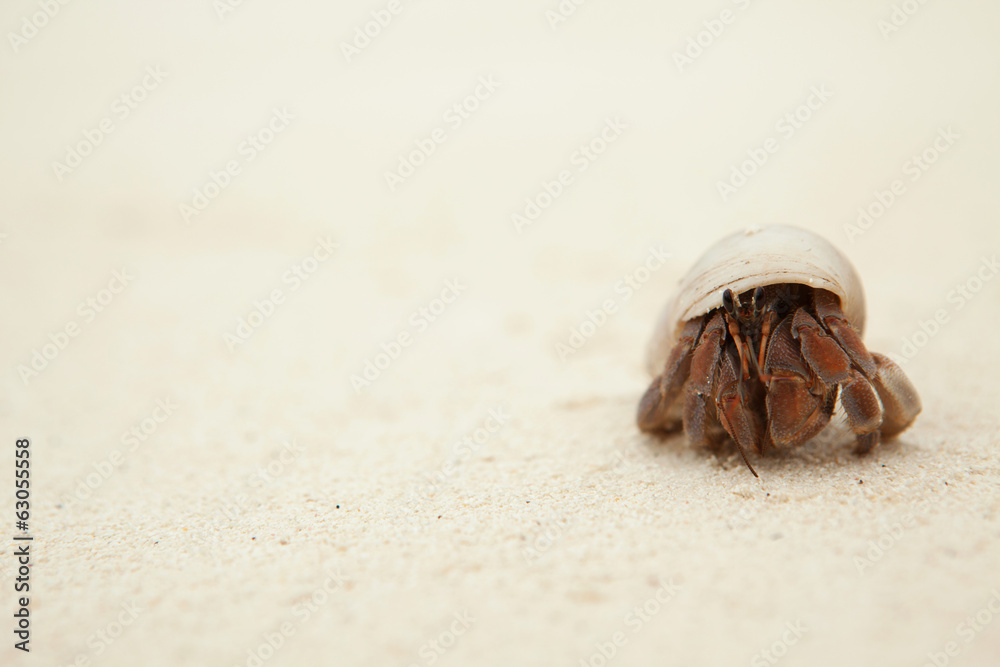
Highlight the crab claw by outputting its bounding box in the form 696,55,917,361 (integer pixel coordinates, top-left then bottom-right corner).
763,316,836,448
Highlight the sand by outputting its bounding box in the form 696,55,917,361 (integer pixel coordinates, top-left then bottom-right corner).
2,1,999,666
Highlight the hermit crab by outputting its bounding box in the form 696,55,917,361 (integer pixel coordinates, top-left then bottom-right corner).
637,225,921,476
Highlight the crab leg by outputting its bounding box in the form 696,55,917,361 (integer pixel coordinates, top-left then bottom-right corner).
637,317,705,433
869,352,922,438
814,290,876,378
811,293,921,450
681,312,726,449
839,369,883,455
790,308,885,453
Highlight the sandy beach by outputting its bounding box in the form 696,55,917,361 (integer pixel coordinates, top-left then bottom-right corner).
2,1,999,665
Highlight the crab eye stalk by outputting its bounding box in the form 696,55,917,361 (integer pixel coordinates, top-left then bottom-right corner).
752,286,764,316
722,289,735,316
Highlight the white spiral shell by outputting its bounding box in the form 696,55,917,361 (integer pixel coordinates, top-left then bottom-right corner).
645,225,867,376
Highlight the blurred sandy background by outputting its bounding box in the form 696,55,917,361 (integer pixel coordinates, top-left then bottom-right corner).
2,1,999,665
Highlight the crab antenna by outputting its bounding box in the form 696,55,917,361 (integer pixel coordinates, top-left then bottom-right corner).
734,439,759,478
